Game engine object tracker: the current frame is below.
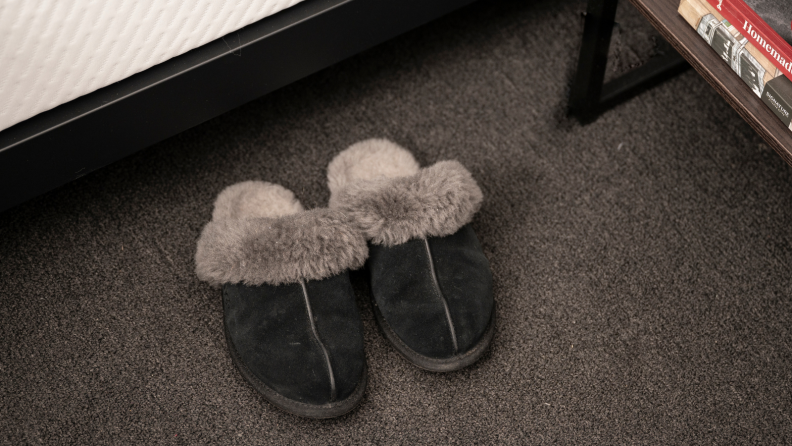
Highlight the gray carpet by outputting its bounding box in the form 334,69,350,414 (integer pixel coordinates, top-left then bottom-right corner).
2,0,792,443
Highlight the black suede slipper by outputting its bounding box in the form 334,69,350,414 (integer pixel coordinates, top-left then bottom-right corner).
195,181,369,418
327,139,495,372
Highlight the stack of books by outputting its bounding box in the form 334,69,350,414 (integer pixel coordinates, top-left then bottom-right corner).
678,0,792,130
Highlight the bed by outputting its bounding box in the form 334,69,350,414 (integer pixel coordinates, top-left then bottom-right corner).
0,0,476,213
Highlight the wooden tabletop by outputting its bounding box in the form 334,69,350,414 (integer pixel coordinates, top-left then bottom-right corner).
629,0,792,167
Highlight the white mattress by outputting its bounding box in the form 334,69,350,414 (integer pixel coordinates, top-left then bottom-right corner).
0,0,305,133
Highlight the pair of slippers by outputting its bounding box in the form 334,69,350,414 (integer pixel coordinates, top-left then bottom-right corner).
195,139,495,419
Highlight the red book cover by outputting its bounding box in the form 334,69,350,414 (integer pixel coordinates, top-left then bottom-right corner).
706,0,792,79
739,1,792,45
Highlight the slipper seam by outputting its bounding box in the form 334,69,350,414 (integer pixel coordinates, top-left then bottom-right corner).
300,279,337,403
422,237,459,354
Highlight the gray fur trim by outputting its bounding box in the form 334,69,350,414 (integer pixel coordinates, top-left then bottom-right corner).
327,138,420,207
331,160,483,246
211,181,303,221
195,208,368,286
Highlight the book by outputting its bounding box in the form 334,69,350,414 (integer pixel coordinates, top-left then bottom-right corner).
705,0,792,81
680,0,780,95
742,0,792,45
679,0,792,130
762,74,792,127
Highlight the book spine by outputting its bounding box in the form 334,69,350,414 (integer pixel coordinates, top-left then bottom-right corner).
762,76,792,127
705,0,792,80
729,0,792,50
716,0,792,55
681,0,792,129
685,0,779,81
682,0,772,96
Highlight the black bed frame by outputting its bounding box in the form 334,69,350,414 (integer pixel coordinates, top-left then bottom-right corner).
0,0,476,213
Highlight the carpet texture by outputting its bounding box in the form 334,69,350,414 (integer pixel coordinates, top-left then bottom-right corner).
2,0,792,444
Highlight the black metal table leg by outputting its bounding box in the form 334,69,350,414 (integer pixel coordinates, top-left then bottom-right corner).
568,0,690,123
569,0,620,121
